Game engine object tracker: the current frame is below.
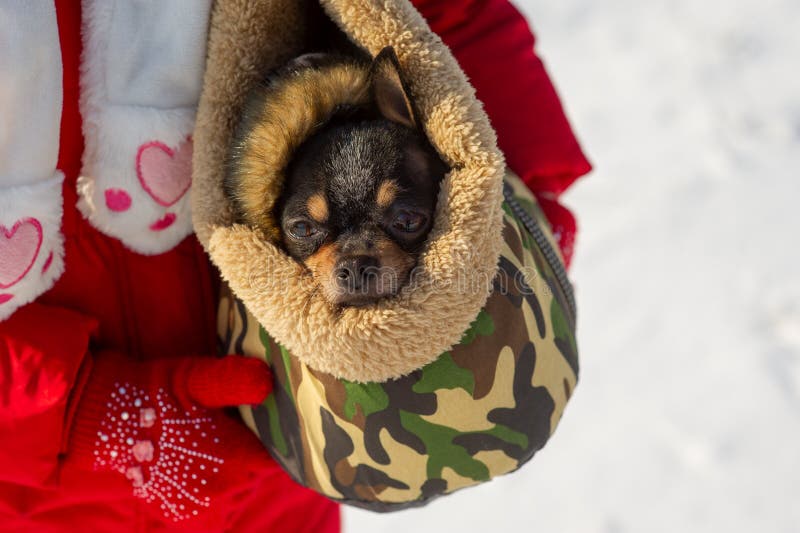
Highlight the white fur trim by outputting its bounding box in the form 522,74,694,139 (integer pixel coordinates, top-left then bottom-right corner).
0,3,64,321
78,0,212,255
0,174,66,322
0,2,62,187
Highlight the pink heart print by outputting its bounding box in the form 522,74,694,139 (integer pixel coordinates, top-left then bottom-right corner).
0,218,43,289
136,138,193,207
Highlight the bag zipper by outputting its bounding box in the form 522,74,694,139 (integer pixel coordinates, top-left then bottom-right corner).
502,181,577,320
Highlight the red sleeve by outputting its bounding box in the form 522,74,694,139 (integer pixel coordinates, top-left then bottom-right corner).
412,0,591,266
412,0,592,195
0,303,97,488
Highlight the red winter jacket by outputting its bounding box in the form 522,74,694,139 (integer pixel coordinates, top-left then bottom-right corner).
0,1,590,531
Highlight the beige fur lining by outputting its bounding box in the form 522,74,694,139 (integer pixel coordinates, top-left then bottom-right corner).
192,0,505,382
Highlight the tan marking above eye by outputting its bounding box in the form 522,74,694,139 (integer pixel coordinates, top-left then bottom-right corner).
376,180,400,209
306,193,329,223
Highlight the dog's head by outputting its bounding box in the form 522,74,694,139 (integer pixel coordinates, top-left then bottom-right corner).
278,48,446,306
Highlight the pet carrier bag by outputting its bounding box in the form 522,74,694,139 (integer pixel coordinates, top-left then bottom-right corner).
193,0,578,511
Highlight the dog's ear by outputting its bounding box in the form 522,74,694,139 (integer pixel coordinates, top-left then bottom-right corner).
371,46,417,129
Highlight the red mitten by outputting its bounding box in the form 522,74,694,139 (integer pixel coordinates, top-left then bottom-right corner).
67,352,273,524
0,303,97,488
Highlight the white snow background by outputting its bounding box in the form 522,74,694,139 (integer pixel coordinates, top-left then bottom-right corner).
345,0,800,531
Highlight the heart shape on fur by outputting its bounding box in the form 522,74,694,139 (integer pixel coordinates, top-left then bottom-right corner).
0,218,43,289
136,138,193,207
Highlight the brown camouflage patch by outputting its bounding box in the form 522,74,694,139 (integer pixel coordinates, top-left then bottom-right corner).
450,292,530,399
502,217,525,264
309,366,364,427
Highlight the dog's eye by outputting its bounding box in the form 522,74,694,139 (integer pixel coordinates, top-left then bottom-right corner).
392,211,427,233
289,220,318,238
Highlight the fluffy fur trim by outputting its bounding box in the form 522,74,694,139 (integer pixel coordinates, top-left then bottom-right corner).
193,0,505,382
0,174,66,321
0,3,65,321
226,60,372,239
77,0,211,255
0,2,62,188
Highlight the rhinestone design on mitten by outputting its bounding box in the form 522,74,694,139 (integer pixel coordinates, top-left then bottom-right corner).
93,383,224,522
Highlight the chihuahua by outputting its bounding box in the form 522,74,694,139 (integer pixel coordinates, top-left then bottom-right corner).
227,47,446,307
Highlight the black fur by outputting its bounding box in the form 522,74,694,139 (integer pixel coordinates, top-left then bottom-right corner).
278,117,444,261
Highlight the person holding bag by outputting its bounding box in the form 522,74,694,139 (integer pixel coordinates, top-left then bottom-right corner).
0,1,588,530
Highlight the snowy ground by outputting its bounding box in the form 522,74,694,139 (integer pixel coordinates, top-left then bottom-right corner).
346,0,800,531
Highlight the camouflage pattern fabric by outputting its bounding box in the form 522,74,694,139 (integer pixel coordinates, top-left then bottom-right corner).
219,171,578,511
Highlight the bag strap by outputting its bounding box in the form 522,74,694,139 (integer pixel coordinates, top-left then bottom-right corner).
502,180,577,319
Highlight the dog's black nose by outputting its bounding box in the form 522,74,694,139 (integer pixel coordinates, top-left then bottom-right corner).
334,256,379,291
